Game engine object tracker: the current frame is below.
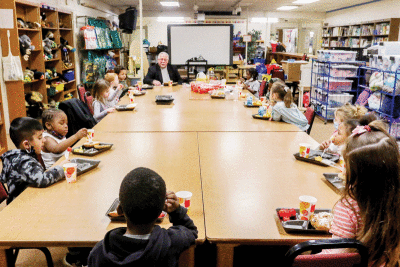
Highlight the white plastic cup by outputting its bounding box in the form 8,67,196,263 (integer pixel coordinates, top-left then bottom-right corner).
128,94,135,104
176,191,192,214
63,163,77,183
87,129,94,143
299,195,317,220
299,143,311,158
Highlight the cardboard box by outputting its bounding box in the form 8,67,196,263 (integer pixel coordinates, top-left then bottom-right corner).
281,60,309,82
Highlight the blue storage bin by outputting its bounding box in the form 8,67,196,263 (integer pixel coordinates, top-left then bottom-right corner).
63,71,75,82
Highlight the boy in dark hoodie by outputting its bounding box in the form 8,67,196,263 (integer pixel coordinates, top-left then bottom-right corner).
0,117,67,204
88,167,198,267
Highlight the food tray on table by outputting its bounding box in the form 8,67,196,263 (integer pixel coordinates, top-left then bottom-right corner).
72,143,113,156
211,94,225,99
71,158,101,176
323,173,345,191
156,95,174,105
244,102,262,108
276,208,332,234
252,114,270,120
115,103,137,111
293,150,340,167
106,198,167,222
133,91,146,96
163,82,178,86
142,84,153,89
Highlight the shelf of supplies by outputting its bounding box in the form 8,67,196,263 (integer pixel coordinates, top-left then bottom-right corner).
59,28,72,31
45,58,60,62
24,79,40,85
42,27,58,30
17,28,40,32
62,66,75,71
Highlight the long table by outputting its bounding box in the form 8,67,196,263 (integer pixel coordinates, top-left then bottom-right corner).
96,85,301,133
0,85,340,266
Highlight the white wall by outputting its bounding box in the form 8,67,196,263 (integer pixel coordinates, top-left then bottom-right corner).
325,0,400,26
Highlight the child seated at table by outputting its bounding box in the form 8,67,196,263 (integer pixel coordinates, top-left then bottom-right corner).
319,103,367,152
0,117,67,204
92,79,116,123
240,68,260,97
41,108,87,169
325,121,400,266
104,73,123,106
88,167,198,267
269,83,309,131
114,65,132,90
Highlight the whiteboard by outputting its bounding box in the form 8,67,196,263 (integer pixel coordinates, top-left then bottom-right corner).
168,24,233,65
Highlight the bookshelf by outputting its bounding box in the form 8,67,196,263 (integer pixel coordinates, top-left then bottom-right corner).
0,0,77,120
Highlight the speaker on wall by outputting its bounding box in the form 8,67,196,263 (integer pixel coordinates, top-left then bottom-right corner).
119,7,137,34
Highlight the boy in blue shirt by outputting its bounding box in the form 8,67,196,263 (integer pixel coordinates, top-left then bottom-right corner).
0,117,66,204
88,167,198,267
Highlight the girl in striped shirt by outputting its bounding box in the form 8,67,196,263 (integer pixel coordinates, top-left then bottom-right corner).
328,121,400,267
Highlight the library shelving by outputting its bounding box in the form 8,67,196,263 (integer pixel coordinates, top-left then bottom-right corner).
321,18,400,60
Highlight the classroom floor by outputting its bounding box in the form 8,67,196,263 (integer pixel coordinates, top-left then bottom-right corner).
0,117,334,267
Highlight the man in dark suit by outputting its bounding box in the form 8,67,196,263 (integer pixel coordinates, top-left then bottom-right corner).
143,52,182,85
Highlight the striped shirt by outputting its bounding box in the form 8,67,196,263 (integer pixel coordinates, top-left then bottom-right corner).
330,197,362,238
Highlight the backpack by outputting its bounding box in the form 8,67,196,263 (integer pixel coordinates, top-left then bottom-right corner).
58,98,97,138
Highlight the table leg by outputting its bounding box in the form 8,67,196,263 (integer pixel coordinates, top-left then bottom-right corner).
178,245,195,267
0,249,7,267
216,243,239,267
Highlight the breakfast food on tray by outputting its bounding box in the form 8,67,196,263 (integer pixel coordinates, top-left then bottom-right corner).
278,208,297,221
310,212,333,231
315,156,323,162
94,143,112,150
83,141,100,148
73,147,84,153
108,209,121,217
252,100,262,106
210,90,225,97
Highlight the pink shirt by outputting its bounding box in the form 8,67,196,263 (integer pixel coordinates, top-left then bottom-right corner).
330,197,362,238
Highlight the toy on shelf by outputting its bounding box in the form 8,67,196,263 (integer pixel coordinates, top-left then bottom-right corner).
60,37,76,69
19,35,35,61
17,18,41,29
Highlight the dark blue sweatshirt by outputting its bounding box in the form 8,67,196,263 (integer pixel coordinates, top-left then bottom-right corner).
88,206,198,267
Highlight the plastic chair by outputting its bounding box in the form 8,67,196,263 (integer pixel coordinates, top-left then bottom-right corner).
304,105,315,135
285,238,368,267
1,182,54,267
85,91,94,115
77,84,87,103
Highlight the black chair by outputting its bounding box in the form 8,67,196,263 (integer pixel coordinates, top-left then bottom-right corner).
304,104,316,135
1,182,54,267
285,238,369,267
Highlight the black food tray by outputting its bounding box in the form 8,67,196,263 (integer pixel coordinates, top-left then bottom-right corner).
134,91,146,96
106,198,125,221
106,198,167,223
72,143,113,156
244,102,261,108
276,208,332,234
323,173,345,191
294,150,340,167
252,114,270,120
156,95,174,105
115,105,136,111
142,85,153,89
71,158,100,176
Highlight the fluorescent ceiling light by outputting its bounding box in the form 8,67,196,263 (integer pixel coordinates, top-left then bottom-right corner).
157,17,184,22
160,1,180,7
293,0,319,3
251,18,279,23
277,6,299,10
292,0,319,3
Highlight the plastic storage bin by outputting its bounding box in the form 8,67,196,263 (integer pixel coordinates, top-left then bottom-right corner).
321,105,336,120
328,64,358,77
319,77,354,92
327,93,354,108
317,50,357,62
